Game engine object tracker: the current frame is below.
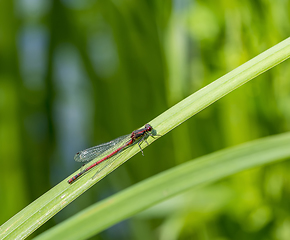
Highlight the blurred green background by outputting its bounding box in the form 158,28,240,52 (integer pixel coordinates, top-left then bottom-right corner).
1,0,290,239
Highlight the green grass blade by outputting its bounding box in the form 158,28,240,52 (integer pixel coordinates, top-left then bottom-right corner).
153,37,290,136
0,38,290,239
35,132,290,240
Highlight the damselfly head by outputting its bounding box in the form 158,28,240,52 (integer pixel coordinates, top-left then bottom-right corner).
145,124,153,131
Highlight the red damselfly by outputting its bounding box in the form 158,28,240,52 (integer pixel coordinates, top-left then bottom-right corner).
68,124,157,184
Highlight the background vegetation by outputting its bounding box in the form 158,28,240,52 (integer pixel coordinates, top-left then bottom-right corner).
1,0,290,239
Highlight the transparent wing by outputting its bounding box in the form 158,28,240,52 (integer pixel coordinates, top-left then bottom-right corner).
74,134,130,162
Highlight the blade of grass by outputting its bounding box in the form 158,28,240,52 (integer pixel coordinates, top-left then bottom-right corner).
1,37,290,240
35,132,290,240
153,37,290,136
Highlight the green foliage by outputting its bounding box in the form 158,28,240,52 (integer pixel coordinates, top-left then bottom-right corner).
1,38,290,239
1,0,290,239
34,132,290,240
